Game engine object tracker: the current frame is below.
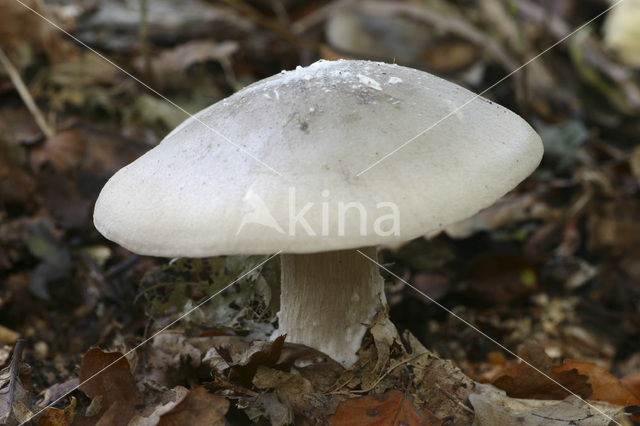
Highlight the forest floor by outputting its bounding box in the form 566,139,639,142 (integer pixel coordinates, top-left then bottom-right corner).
1,0,639,425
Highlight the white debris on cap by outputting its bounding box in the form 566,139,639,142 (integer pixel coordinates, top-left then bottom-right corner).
94,59,543,257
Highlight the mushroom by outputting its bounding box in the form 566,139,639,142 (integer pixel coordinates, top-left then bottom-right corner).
94,60,543,366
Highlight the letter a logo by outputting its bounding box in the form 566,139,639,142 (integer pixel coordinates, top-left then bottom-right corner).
236,187,285,235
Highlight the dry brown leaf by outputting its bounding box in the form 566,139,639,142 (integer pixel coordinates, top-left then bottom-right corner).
38,397,76,426
227,335,286,387
39,379,79,408
329,390,441,426
493,365,591,400
156,387,229,426
362,312,404,391
470,383,627,426
249,392,293,426
77,348,141,425
0,325,19,345
142,40,238,77
459,253,538,304
422,39,478,72
445,194,537,239
30,130,86,174
409,347,475,424
138,334,203,389
252,365,321,418
552,360,640,407
129,387,188,426
491,344,592,400
253,366,313,394
587,200,640,257
622,374,640,399
0,0,67,55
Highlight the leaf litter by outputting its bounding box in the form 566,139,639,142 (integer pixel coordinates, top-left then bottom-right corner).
0,0,640,424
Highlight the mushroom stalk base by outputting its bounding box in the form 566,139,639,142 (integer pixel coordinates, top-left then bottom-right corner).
279,247,386,367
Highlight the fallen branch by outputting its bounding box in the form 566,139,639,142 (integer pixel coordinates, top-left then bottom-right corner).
6,339,26,413
0,48,54,138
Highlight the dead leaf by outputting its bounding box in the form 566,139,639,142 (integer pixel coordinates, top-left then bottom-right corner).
0,140,37,208
361,311,404,391
0,325,19,345
156,387,228,426
38,378,79,408
470,383,627,426
407,272,450,305
622,374,640,399
139,40,238,77
227,335,286,387
129,386,188,426
408,333,475,425
77,348,141,425
445,194,537,239
325,3,434,64
459,253,538,305
552,360,640,407
38,396,76,426
0,0,68,56
252,366,320,417
587,200,640,257
422,38,478,72
139,333,203,389
492,344,592,400
253,366,313,394
246,392,293,426
73,0,252,53
329,390,441,426
30,130,86,174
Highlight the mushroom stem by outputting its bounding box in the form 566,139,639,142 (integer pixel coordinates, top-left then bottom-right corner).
279,246,386,366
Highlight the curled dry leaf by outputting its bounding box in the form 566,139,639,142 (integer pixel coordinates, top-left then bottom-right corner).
77,347,141,425
139,40,238,78
329,390,441,426
407,340,475,425
226,335,287,387
470,383,628,426
30,130,86,174
38,396,76,426
246,392,293,426
138,333,203,389
491,342,591,400
252,365,325,420
156,387,229,426
129,387,189,426
551,360,640,408
444,194,538,239
38,378,79,408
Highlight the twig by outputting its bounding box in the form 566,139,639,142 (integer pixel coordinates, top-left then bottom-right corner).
138,0,153,82
291,0,357,34
329,351,430,395
353,352,430,394
6,339,26,413
434,382,475,414
0,48,54,139
216,0,317,50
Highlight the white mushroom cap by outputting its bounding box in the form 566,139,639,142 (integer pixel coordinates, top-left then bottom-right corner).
94,59,543,256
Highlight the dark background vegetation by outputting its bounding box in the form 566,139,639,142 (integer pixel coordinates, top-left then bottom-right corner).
1,0,639,424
